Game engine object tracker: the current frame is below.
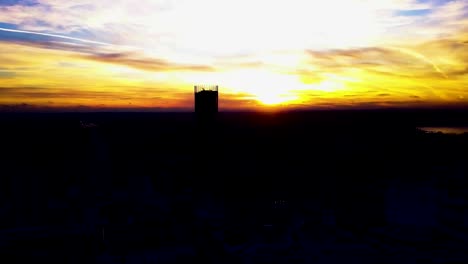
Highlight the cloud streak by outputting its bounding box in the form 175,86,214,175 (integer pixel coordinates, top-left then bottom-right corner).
83,52,215,72
0,27,111,45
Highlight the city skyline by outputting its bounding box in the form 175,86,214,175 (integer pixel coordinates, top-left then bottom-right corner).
0,0,467,111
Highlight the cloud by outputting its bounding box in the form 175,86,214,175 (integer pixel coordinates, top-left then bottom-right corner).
385,0,468,42
0,87,109,98
0,27,111,45
0,69,15,78
0,0,467,110
0,0,464,54
0,0,467,64
0,85,196,109
0,33,214,74
83,52,215,72
291,34,468,105
305,36,468,80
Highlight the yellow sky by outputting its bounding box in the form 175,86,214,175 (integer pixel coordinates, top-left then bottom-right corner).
0,0,467,111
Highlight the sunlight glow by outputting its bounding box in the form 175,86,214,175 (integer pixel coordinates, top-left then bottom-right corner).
219,69,302,105
313,79,345,93
257,93,299,106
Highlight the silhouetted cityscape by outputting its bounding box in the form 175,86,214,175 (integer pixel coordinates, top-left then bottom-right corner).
0,108,467,263
2,0,468,262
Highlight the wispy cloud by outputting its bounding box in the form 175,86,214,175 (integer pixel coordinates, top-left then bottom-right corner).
0,27,111,45
83,52,215,72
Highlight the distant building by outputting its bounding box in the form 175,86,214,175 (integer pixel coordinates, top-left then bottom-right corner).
194,85,218,120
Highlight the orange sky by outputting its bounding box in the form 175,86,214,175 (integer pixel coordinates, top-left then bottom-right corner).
0,0,467,111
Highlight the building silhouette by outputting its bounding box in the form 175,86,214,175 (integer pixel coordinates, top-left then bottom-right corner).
193,85,219,195
194,85,218,121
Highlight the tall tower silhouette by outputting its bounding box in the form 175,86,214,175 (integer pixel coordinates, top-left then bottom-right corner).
193,85,221,200
194,85,218,121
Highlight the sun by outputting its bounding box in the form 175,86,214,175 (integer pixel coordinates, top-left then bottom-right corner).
220,69,302,106
257,95,287,105
255,92,299,105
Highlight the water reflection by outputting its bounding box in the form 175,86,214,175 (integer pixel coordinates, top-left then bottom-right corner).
419,127,468,135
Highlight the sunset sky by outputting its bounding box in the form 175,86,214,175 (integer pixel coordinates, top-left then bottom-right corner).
0,0,467,111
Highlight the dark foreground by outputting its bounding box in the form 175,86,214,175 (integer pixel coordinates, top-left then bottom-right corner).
0,110,468,263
